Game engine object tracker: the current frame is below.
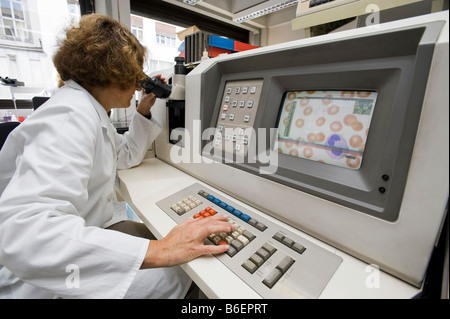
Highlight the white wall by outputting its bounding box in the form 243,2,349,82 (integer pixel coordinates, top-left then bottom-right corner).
265,6,307,45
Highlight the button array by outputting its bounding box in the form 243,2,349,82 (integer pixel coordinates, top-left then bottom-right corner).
215,80,263,156
240,241,295,289
158,183,344,298
198,190,267,232
273,232,307,254
170,196,202,216
262,255,295,289
220,84,256,125
242,243,276,274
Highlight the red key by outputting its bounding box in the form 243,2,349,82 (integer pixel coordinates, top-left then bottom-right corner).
209,209,217,216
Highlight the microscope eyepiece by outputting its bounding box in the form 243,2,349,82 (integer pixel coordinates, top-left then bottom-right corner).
139,76,172,99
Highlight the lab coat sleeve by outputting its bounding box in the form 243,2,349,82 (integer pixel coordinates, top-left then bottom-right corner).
115,112,162,170
0,103,149,299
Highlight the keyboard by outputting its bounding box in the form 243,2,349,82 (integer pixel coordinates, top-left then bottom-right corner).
156,183,343,299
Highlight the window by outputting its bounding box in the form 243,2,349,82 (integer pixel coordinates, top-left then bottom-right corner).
130,14,184,74
1,0,29,42
1,0,81,114
132,25,144,42
156,34,176,47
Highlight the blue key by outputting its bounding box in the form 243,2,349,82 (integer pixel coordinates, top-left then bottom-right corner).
207,195,215,202
225,205,235,213
240,214,251,223
213,198,221,205
233,210,242,217
219,202,228,209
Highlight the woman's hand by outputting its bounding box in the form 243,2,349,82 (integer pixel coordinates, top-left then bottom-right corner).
136,74,165,118
141,215,235,268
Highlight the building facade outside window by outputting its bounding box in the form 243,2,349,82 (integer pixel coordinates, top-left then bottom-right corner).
1,0,81,108
131,14,184,75
1,0,29,43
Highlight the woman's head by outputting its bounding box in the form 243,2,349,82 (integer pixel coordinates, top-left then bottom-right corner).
53,14,147,90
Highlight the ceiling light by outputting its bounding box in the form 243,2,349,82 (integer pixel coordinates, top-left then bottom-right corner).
183,0,202,5
233,0,299,23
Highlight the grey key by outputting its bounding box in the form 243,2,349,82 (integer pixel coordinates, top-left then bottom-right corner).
276,256,295,274
242,230,256,242
248,218,258,227
273,232,284,242
242,260,258,274
262,243,277,256
231,239,244,252
212,236,222,245
256,222,267,231
263,269,282,288
249,253,264,267
198,190,207,197
256,248,270,261
282,237,295,248
292,242,306,254
226,246,237,257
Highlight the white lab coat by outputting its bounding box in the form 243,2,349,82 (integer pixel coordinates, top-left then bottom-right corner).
0,80,190,299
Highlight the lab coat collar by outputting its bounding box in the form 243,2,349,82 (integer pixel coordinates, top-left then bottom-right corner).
63,80,112,129
63,80,117,157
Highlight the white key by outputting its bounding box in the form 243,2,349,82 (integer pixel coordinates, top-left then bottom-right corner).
231,231,240,239
237,235,250,246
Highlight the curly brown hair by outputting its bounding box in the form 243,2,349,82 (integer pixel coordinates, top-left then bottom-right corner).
53,14,147,90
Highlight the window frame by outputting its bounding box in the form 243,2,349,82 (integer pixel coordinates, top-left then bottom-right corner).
1,0,30,43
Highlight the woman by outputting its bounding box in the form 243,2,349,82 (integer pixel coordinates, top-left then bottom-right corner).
0,14,232,299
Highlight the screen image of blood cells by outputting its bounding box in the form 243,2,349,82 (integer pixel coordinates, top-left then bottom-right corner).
276,90,377,170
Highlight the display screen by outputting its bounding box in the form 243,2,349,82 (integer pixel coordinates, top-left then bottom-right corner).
276,90,378,170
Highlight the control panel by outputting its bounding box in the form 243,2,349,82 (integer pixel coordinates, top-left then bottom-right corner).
213,79,264,157
156,183,343,299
